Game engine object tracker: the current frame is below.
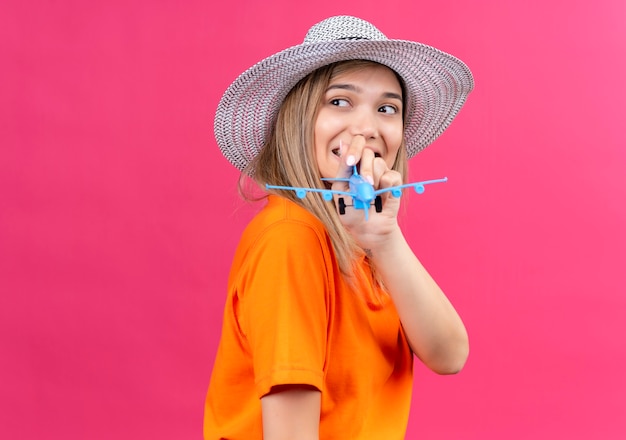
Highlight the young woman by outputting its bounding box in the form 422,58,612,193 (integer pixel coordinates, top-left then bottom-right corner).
205,15,474,440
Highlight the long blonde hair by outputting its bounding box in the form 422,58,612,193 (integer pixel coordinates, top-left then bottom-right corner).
241,60,409,276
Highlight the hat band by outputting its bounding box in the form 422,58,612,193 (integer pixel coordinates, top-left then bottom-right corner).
336,36,371,41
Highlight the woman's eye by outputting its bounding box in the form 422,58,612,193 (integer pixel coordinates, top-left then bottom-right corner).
330,98,349,107
379,104,398,114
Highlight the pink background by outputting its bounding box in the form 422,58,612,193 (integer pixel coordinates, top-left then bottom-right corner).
2,0,625,438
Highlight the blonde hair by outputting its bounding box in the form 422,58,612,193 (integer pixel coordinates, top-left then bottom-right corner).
241,60,409,276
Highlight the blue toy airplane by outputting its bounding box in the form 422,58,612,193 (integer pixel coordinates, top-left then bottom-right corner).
266,166,447,220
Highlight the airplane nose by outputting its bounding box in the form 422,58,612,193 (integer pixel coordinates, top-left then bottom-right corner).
357,181,375,202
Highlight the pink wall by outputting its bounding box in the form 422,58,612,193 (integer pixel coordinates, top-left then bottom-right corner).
1,0,625,438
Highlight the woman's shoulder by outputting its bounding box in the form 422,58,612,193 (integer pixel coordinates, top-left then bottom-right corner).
230,196,336,277
235,195,329,251
246,195,325,234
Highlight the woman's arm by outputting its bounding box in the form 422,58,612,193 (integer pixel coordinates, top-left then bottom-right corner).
261,385,321,440
368,229,469,374
336,143,469,374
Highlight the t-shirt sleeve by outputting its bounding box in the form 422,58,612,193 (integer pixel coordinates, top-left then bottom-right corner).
236,220,331,398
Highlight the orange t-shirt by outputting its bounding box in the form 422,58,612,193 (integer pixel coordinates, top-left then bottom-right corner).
204,196,413,439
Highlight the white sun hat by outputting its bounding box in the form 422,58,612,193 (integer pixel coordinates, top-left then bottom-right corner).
214,15,474,172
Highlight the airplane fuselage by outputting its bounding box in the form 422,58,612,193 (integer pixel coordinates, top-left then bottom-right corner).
349,174,376,211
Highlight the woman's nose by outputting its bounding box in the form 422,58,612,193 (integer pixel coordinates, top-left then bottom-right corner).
349,108,378,139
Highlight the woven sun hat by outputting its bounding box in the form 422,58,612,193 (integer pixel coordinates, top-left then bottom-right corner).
214,15,474,172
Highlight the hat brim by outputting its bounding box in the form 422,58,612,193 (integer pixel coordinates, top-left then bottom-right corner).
214,39,474,172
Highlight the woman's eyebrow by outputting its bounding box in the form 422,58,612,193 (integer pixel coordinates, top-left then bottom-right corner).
326,84,402,102
326,83,359,93
382,92,403,102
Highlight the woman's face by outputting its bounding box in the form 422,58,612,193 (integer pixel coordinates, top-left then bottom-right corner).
313,63,404,179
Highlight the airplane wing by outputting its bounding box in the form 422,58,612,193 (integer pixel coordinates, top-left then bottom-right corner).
373,177,448,198
266,184,353,201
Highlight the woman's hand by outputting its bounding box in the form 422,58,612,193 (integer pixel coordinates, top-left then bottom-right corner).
331,136,403,250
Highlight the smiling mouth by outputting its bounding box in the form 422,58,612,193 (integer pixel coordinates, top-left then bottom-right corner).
332,148,381,158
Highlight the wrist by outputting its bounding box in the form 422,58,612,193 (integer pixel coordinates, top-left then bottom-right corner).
360,227,405,259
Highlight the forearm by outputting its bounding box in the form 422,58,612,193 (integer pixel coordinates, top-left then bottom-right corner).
369,228,469,374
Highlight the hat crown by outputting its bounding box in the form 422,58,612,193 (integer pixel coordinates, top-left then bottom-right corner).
303,16,388,43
